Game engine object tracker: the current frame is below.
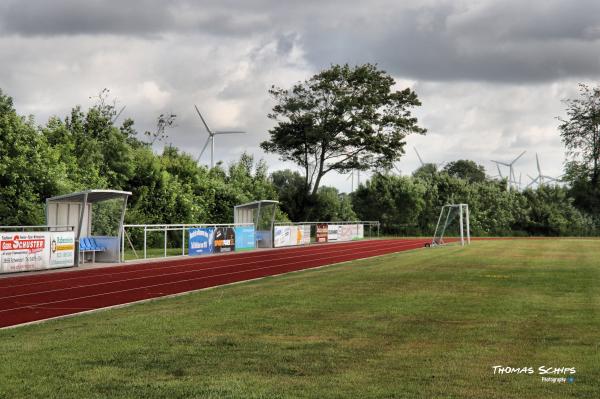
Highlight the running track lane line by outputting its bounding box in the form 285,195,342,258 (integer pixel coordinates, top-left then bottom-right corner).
0,239,428,328
0,240,424,300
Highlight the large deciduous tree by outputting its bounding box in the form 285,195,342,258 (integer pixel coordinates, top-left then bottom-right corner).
443,160,487,183
261,63,426,217
558,83,600,214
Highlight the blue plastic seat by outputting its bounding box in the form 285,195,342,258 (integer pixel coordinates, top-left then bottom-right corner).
90,238,105,251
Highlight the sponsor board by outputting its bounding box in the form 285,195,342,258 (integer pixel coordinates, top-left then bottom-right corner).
355,224,364,239
274,226,294,247
275,225,311,247
327,224,339,242
338,225,355,242
50,232,75,267
235,226,255,250
298,225,311,245
214,227,236,253
1,231,75,273
188,228,214,255
316,224,328,243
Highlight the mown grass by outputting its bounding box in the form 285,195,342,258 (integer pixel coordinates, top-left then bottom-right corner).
0,239,598,398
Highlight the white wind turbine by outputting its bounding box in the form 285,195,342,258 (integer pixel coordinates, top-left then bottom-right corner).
526,153,561,188
194,105,246,168
345,170,361,192
414,147,446,169
491,151,526,190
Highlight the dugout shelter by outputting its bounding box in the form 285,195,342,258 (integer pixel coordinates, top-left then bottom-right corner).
46,189,131,264
234,200,278,248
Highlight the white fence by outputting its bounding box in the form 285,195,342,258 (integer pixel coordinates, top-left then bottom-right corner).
121,223,254,262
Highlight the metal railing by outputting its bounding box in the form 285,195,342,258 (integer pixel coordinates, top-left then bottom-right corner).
0,225,74,232
121,223,254,262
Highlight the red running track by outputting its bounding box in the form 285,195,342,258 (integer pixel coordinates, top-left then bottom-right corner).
0,238,429,328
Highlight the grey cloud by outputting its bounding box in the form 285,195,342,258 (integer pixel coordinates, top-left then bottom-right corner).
0,0,175,36
2,0,600,83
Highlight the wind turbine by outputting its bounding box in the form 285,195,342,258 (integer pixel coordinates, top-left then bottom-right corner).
194,105,246,168
111,105,126,124
345,169,362,192
491,151,526,190
414,147,446,169
528,153,561,188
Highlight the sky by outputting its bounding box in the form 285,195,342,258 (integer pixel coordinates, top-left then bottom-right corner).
1,0,599,192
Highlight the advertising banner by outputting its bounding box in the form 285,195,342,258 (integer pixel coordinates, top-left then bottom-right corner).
298,225,311,245
214,227,236,253
274,225,297,247
49,232,75,267
316,224,328,243
338,225,355,242
274,225,311,247
355,224,364,239
327,224,339,242
235,226,255,250
1,231,75,274
188,228,214,256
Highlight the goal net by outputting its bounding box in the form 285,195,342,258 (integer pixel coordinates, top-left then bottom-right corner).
430,204,470,247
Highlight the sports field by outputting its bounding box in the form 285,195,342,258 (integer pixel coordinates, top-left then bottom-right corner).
0,239,597,398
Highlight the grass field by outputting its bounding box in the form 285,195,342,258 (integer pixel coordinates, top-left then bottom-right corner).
0,239,598,398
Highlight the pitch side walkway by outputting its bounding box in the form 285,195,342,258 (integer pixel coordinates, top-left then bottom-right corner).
0,239,429,328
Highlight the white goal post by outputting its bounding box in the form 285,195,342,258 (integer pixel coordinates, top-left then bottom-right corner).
430,203,471,247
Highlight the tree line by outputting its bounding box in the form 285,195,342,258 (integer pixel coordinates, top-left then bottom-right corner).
1,64,598,236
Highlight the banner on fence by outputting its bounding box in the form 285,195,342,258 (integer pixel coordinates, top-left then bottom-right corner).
1,231,75,273
327,224,339,242
188,228,214,256
316,224,328,243
50,232,75,267
235,226,255,250
299,225,311,245
214,227,235,253
274,225,294,247
355,224,364,239
338,224,355,242
274,225,311,247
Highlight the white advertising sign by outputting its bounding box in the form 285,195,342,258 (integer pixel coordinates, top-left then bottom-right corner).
298,225,311,245
50,232,76,267
327,224,339,242
355,224,364,239
1,231,75,274
338,225,355,242
274,226,292,247
275,225,312,247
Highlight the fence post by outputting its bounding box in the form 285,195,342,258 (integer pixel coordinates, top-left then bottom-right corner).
182,226,185,256
143,226,147,259
121,226,125,262
164,226,167,257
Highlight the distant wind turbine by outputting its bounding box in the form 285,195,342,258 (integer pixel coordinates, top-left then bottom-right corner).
414,147,446,169
194,105,246,168
491,151,526,190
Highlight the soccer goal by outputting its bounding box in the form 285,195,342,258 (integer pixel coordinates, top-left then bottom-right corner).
429,203,471,247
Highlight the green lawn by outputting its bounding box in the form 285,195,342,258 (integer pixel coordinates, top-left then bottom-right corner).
0,239,598,398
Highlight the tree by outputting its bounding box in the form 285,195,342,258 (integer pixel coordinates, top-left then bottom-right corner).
443,160,486,183
262,63,426,217
0,90,67,225
558,83,600,214
352,173,425,234
271,169,306,221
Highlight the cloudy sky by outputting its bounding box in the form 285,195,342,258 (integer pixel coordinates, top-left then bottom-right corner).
2,0,599,192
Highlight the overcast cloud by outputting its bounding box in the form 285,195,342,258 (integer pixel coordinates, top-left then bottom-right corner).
1,0,599,191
